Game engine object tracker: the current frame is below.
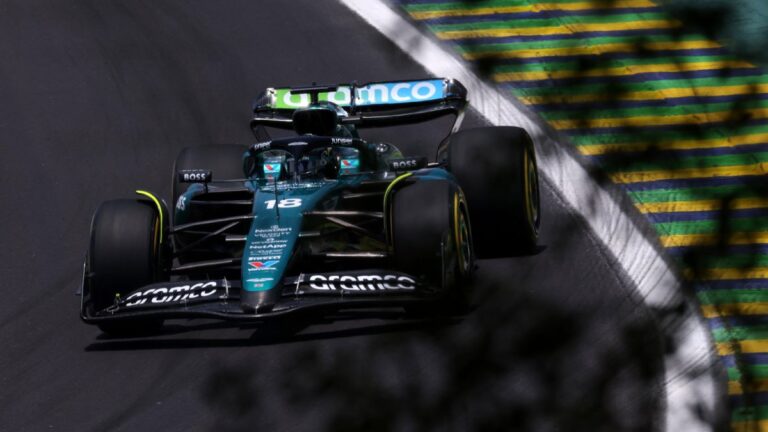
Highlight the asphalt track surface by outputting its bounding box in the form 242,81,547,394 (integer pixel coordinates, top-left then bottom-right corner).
0,2,666,431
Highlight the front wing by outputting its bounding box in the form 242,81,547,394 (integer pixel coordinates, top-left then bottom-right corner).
80,270,442,324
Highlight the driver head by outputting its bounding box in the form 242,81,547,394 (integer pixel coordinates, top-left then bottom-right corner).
292,102,348,136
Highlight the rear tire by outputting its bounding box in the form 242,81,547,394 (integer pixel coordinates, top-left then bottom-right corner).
88,199,166,335
445,127,540,258
390,178,473,314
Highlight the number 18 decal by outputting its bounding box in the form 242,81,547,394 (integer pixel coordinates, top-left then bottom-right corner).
264,198,302,209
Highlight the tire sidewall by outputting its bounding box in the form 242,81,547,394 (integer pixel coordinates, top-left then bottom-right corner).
88,199,163,312
446,126,540,257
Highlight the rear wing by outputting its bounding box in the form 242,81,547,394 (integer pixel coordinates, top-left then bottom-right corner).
250,78,467,133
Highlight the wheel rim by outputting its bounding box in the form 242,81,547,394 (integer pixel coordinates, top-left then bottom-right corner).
457,208,472,274
150,214,161,277
524,147,540,233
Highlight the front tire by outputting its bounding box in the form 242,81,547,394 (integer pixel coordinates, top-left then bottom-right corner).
390,178,473,313
87,199,166,335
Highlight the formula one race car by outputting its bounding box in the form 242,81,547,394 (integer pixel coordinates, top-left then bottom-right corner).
80,78,541,335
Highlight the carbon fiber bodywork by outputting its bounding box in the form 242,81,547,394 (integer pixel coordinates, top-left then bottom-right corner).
81,78,470,326
81,270,444,323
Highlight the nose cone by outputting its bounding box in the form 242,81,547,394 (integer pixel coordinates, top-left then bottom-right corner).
241,290,278,314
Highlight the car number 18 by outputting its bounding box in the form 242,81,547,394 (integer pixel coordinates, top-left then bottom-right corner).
264,198,303,209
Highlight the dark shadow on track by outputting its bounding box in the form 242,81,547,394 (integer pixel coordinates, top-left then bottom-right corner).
200,278,665,432
86,318,458,351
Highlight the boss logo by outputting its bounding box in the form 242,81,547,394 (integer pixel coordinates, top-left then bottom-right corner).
392,160,416,170
389,157,426,171
178,170,212,183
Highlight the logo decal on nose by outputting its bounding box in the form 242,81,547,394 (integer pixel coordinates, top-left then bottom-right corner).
249,260,279,269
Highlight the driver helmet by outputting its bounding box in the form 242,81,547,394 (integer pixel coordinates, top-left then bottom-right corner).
292,102,350,136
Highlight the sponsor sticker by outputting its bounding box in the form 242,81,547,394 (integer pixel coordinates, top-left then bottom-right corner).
247,225,292,272
246,277,274,290
177,169,212,183
253,225,292,236
307,274,416,291
249,254,281,261
123,281,219,307
249,243,284,251
389,157,427,172
176,195,186,211
258,181,328,192
331,137,354,145
272,80,445,109
251,141,271,152
248,260,279,271
246,278,274,283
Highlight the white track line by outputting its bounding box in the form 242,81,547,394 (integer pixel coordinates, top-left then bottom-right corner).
338,1,724,430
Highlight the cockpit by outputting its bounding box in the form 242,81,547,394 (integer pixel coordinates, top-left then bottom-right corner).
246,99,405,181
250,145,362,181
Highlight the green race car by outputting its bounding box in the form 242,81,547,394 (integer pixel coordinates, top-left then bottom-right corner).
80,78,540,335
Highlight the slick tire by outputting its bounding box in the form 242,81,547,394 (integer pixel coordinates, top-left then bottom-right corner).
390,179,473,313
171,144,248,220
88,199,165,335
445,127,540,257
